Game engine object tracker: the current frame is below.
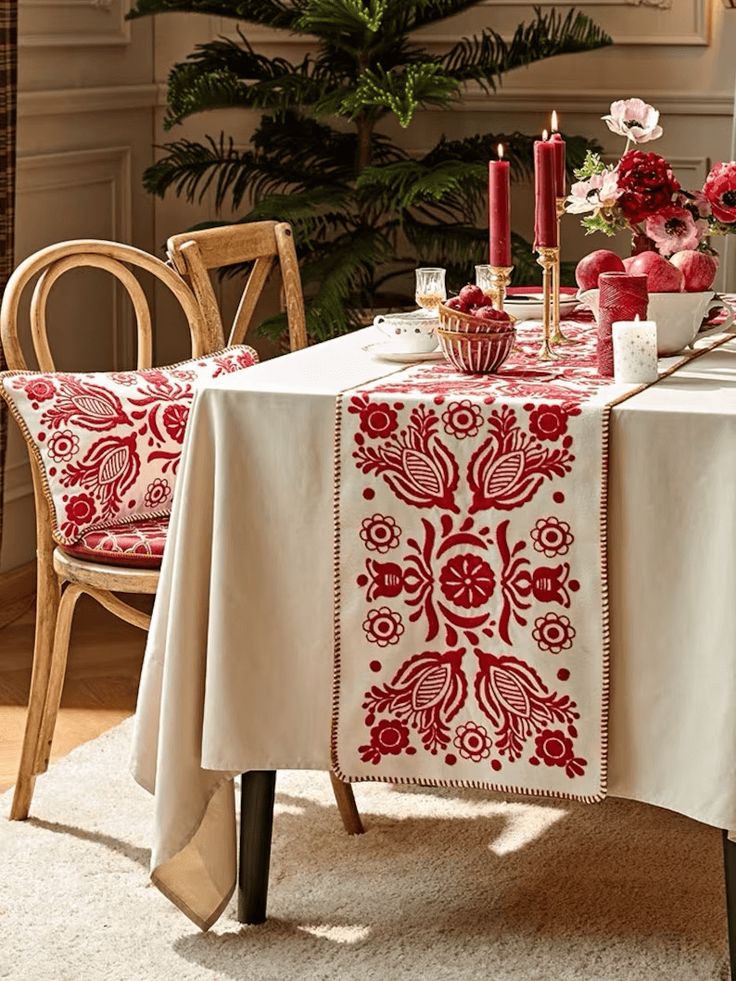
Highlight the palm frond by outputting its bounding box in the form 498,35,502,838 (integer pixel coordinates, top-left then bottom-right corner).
442,9,612,91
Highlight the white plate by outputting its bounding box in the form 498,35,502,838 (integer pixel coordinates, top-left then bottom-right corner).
363,341,445,363
505,295,579,321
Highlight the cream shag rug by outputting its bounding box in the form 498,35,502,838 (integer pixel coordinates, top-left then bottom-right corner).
0,719,729,981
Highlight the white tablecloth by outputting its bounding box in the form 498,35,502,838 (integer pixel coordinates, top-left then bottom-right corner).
132,326,736,930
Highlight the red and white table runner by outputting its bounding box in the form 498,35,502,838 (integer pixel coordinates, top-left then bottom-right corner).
333,322,643,801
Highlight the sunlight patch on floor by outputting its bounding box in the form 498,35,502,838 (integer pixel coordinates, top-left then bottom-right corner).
298,923,372,944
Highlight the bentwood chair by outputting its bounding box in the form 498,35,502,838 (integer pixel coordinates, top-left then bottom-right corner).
2,230,362,837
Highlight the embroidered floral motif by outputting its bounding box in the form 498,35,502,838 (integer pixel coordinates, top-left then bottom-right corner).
453,721,492,761
47,430,79,463
525,402,581,442
359,514,401,553
349,394,399,439
531,516,574,557
144,477,171,509
0,346,258,545
467,406,574,514
532,613,576,654
353,404,460,512
439,553,495,610
359,718,413,764
532,729,586,778
441,400,483,439
362,607,405,647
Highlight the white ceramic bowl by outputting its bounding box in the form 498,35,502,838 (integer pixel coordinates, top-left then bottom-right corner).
577,289,735,356
505,292,579,322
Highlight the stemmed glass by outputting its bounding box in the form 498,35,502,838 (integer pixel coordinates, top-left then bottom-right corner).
415,267,446,313
475,264,494,298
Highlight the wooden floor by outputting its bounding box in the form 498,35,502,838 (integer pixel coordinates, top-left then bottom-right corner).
0,594,149,793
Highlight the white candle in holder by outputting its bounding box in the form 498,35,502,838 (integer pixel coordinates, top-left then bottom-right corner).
612,315,658,384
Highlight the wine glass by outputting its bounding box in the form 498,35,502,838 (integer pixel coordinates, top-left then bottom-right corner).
475,265,494,297
415,267,446,313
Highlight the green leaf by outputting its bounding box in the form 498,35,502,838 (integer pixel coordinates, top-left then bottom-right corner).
442,9,611,92
341,63,458,127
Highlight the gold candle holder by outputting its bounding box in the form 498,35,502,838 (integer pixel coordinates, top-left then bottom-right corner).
551,197,571,344
489,265,514,311
536,246,558,361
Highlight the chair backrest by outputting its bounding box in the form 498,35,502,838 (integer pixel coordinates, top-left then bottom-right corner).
166,221,308,353
0,239,218,372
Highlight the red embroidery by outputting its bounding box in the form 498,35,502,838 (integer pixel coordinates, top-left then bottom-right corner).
353,404,460,512
40,376,130,431
467,406,574,514
349,394,400,439
61,433,141,518
359,718,414,765
363,648,468,754
525,401,581,442
473,649,582,768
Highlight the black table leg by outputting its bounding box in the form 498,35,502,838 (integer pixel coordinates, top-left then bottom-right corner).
724,830,736,979
238,770,276,925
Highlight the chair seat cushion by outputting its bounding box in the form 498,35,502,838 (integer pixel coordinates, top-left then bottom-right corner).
60,517,169,569
0,345,258,547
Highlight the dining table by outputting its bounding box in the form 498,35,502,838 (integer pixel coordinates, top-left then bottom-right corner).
131,306,736,975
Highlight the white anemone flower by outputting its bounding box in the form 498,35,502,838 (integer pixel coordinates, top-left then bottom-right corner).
602,98,663,144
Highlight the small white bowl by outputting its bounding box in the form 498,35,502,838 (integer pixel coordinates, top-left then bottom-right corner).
505,293,579,322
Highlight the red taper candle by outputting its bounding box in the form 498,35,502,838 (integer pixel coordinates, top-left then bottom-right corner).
534,131,558,249
550,110,566,198
489,144,511,267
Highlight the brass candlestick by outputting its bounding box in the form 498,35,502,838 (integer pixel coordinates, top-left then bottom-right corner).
536,246,558,361
489,264,514,311
551,197,571,344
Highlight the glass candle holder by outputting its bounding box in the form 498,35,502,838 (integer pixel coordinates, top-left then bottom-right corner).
415,267,446,311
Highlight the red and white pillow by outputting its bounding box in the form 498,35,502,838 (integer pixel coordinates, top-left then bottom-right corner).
0,345,258,546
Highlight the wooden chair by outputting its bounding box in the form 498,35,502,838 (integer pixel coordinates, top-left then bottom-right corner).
165,220,308,351
3,233,362,836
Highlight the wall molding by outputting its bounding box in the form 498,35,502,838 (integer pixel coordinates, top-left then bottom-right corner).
17,146,135,368
151,81,733,118
209,0,710,47
20,0,131,48
19,84,158,119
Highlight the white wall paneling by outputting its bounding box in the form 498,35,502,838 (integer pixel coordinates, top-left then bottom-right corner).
16,145,134,369
20,0,131,48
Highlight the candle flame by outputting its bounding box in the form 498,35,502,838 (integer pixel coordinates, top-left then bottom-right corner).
542,129,549,141
497,143,504,159
551,110,559,132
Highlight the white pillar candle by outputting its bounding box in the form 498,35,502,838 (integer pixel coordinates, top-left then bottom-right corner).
612,317,658,384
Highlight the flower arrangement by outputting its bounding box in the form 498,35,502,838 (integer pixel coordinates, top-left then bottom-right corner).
567,98,736,258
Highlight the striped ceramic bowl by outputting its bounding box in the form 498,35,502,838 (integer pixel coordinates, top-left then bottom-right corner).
437,326,515,374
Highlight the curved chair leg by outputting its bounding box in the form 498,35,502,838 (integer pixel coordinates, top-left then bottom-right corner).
330,773,364,835
32,583,85,776
10,555,61,821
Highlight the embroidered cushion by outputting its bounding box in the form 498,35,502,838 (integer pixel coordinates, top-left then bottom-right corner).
61,517,169,569
0,345,258,546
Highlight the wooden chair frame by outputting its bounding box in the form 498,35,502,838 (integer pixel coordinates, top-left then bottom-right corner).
166,220,308,352
3,234,361,836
